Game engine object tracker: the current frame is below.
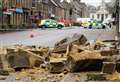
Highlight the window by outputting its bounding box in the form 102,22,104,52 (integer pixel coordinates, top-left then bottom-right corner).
101,14,104,21
97,14,100,19
32,0,36,7
92,15,94,19
69,8,72,16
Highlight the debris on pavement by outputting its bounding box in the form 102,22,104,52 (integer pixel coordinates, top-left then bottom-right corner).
67,50,103,72
0,45,50,71
106,72,120,81
0,69,9,76
0,34,120,81
87,73,107,81
102,62,116,74
53,34,87,53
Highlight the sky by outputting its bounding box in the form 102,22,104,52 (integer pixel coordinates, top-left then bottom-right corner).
81,0,111,6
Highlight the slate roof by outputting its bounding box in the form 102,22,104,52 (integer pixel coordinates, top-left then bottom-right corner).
53,0,64,8
50,0,58,7
56,0,72,9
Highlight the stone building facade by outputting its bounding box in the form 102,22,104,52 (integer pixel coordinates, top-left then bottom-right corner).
0,0,88,29
0,0,32,29
35,0,88,19
90,0,112,22
72,1,87,19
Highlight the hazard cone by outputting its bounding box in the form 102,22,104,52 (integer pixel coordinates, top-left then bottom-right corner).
30,34,34,38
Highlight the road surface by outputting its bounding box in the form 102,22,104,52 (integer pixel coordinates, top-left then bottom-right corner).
0,27,116,47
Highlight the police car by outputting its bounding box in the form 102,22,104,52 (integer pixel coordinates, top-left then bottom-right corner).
39,19,64,29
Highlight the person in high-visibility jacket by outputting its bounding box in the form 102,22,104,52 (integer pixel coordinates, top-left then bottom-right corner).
92,21,98,28
88,21,93,29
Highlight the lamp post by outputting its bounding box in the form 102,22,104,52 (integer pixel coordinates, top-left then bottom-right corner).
115,0,119,38
0,0,3,29
1,0,3,29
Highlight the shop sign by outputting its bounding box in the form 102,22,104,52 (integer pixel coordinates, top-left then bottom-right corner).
3,11,12,15
8,8,16,12
16,8,23,13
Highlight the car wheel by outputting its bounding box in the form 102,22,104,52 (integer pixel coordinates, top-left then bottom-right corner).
57,25,63,29
41,25,46,29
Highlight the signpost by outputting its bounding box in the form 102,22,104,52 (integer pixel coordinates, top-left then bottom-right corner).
0,0,3,29
0,0,2,17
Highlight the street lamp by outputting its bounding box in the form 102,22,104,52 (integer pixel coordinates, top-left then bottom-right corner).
0,0,3,29
115,0,119,38
2,0,3,28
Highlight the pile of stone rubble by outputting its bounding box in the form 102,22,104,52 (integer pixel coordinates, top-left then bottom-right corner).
0,34,120,81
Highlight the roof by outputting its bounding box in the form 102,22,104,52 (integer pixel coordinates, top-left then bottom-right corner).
72,1,82,10
59,1,71,9
89,9,97,13
53,0,64,8
50,0,58,7
96,9,109,14
88,5,97,13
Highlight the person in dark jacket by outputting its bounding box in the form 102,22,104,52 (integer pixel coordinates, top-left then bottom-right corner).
89,24,92,29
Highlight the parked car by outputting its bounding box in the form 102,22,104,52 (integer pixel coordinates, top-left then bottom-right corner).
58,18,74,27
76,18,92,28
38,19,64,29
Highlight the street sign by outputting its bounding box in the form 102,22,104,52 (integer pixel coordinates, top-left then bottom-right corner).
8,9,16,12
3,11,12,15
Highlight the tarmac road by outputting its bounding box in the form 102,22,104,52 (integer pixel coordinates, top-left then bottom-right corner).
0,27,116,47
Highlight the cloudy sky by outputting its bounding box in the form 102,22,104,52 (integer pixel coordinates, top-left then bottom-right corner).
81,0,111,6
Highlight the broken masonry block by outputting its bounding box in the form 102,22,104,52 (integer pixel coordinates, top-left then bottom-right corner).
116,62,120,73
102,62,116,74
